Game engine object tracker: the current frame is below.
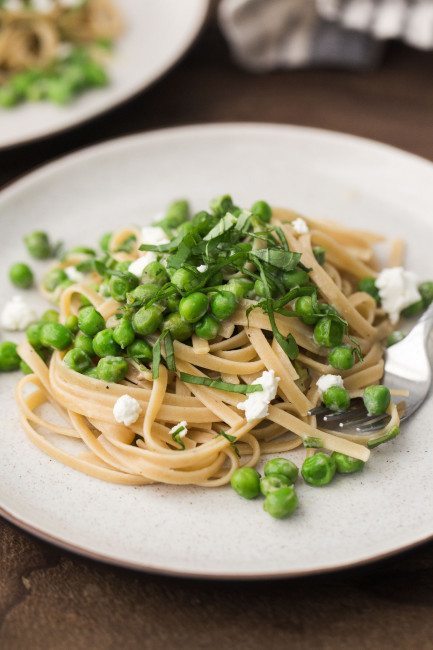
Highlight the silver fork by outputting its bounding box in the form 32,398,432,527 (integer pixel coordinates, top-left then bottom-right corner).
308,303,433,433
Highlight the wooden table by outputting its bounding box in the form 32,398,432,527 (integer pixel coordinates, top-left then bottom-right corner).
1,16,433,650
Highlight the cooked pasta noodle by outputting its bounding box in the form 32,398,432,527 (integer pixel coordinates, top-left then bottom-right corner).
12,196,420,498
0,0,122,104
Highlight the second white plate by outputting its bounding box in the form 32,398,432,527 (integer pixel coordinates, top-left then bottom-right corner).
0,0,208,149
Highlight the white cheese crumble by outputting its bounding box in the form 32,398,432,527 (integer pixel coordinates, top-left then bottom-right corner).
375,267,421,324
113,395,142,426
169,421,188,438
197,264,208,273
65,266,84,283
237,370,280,422
291,218,309,234
141,225,169,247
1,296,37,331
316,374,344,395
128,252,157,278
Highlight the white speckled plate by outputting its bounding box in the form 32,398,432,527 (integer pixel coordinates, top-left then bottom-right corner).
0,0,208,150
1,124,433,579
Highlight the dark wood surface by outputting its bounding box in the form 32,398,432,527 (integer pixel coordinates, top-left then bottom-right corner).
2,15,433,650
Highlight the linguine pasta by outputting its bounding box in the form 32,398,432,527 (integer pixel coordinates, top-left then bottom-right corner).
14,197,417,492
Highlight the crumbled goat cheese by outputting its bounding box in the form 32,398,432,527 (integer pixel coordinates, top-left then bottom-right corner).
113,395,142,426
197,265,208,273
141,226,169,247
65,266,84,283
237,370,280,422
1,296,37,331
169,421,188,438
375,267,421,324
291,218,309,234
316,374,344,395
128,252,157,278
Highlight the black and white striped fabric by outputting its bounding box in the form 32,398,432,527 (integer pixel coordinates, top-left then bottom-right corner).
219,0,433,70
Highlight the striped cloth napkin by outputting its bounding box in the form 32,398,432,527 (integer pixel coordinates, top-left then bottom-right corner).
219,0,433,70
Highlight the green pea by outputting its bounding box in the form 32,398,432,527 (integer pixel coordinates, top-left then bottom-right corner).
401,300,424,318
191,211,218,235
171,268,200,293
63,348,92,373
45,78,74,105
313,246,326,265
127,339,153,361
264,457,299,484
226,278,254,299
386,330,405,347
20,360,33,375
230,467,261,499
65,314,79,333
328,346,354,370
143,261,169,286
109,273,138,302
166,294,181,313
163,199,190,228
127,283,160,305
314,316,345,348
0,342,21,372
99,282,111,298
9,262,34,289
40,323,72,350
363,385,390,416
179,292,208,323
97,356,128,383
132,305,163,336
43,268,68,292
41,309,59,324
210,194,234,218
73,331,94,356
322,386,350,412
78,306,105,337
84,367,99,379
358,277,380,303
99,232,112,252
195,314,219,341
301,452,336,487
331,452,365,474
260,474,291,497
419,281,433,308
0,85,19,108
24,231,51,259
163,312,194,342
26,322,44,349
251,200,272,223
210,291,238,321
263,486,298,519
294,296,319,325
254,278,278,298
113,317,135,349
115,261,131,273
92,329,121,358
282,269,310,289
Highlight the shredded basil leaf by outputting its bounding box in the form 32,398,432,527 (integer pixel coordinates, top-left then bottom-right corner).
217,430,240,457
171,426,186,450
204,212,237,241
114,234,137,254
180,372,263,394
250,249,301,271
164,331,176,372
152,336,161,380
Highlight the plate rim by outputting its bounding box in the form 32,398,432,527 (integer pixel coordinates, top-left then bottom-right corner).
1,122,433,579
0,0,210,151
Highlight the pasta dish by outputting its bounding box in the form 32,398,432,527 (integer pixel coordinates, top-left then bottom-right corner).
3,196,432,519
0,0,122,107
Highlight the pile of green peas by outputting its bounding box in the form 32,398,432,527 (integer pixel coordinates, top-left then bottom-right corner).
0,47,109,109
320,383,391,416
230,450,365,517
